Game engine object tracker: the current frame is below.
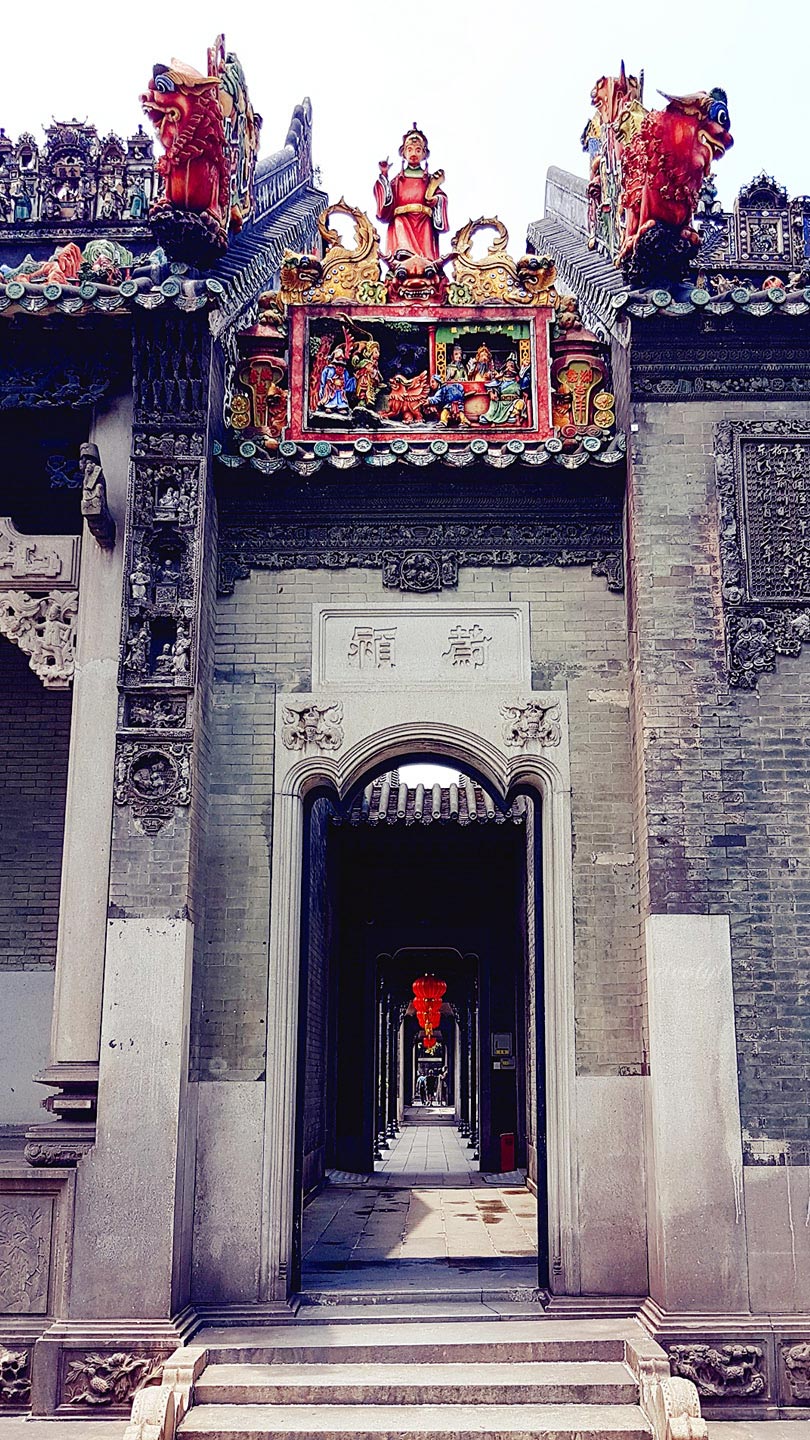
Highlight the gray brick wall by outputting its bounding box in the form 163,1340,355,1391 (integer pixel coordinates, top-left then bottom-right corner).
627,396,810,1151
0,640,71,970
190,562,641,1080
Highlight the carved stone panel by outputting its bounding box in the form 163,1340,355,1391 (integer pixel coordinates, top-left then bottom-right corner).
113,740,192,834
313,603,531,688
501,699,562,748
783,1342,810,1403
668,1342,768,1399
60,1349,166,1411
0,1348,31,1409
0,518,80,590
715,420,810,687
0,1196,52,1314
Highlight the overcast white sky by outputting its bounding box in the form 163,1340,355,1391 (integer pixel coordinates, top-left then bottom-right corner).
6,0,809,252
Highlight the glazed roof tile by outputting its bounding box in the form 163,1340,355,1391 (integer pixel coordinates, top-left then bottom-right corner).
336,779,527,827
214,432,627,476
529,215,810,329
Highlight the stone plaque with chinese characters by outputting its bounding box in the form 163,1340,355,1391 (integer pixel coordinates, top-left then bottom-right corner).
740,436,810,602
313,604,531,687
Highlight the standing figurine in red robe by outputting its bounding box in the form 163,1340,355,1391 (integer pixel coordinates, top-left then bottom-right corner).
374,124,448,260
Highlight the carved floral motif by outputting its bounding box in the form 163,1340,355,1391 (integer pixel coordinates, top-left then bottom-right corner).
668,1343,766,1399
0,589,77,688
0,1348,31,1408
501,700,562,748
63,1351,165,1409
0,1200,50,1313
281,701,344,753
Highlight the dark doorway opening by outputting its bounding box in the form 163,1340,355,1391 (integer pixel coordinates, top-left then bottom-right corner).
293,766,548,1298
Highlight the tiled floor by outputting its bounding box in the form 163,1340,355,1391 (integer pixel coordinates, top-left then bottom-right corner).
302,1113,538,1282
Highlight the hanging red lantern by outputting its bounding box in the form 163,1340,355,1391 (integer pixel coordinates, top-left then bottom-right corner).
423,1034,438,1050
413,976,446,1004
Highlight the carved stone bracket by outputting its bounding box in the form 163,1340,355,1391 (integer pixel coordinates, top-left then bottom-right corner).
113,740,192,834
715,419,810,687
0,589,78,688
668,1343,767,1399
501,700,562,748
281,701,344,753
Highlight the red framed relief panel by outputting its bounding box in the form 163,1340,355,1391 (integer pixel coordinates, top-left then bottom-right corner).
287,304,553,443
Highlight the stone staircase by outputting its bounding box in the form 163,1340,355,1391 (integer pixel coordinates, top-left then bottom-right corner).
148,1317,700,1440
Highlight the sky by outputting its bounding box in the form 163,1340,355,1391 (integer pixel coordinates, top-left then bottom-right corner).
5,0,809,255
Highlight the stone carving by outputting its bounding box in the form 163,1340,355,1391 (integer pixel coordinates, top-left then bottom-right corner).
715,420,810,686
784,1343,810,1401
63,1351,165,1409
24,1141,90,1166
442,623,491,669
79,442,116,549
382,551,458,593
0,589,78,687
501,700,562,748
0,1199,50,1313
281,701,344,753
217,520,624,597
627,1344,707,1440
668,1343,766,1398
114,742,192,833
123,1346,208,1440
0,1348,31,1408
0,517,79,587
127,696,187,729
348,627,396,669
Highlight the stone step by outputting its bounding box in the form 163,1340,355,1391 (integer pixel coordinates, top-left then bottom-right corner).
195,1360,638,1407
180,1401,650,1439
199,1319,631,1366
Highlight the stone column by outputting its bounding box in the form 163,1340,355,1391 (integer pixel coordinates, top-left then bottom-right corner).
34,312,219,1407
32,396,131,1153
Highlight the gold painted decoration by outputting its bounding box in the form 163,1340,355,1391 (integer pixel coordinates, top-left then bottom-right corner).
280,199,383,306
450,218,557,307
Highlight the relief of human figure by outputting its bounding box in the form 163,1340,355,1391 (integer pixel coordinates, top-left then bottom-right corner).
374,124,448,260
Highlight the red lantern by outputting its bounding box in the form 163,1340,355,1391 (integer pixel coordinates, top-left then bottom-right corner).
423,1034,438,1051
413,976,446,1004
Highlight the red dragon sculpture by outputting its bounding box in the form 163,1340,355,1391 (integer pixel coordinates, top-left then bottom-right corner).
142,38,258,269
618,88,733,279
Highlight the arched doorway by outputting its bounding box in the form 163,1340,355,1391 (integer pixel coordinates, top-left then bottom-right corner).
260,710,577,1303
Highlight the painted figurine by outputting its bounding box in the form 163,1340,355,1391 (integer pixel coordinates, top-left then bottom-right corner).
374,124,448,260
618,89,733,267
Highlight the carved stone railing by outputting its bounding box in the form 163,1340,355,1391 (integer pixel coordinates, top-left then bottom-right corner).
625,1333,707,1440
0,518,80,688
124,1346,208,1440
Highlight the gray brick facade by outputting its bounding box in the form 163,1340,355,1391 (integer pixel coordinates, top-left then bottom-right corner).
0,640,71,971
190,561,641,1082
628,396,810,1153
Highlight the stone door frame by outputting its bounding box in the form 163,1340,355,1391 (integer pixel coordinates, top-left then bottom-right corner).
260,694,580,1300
